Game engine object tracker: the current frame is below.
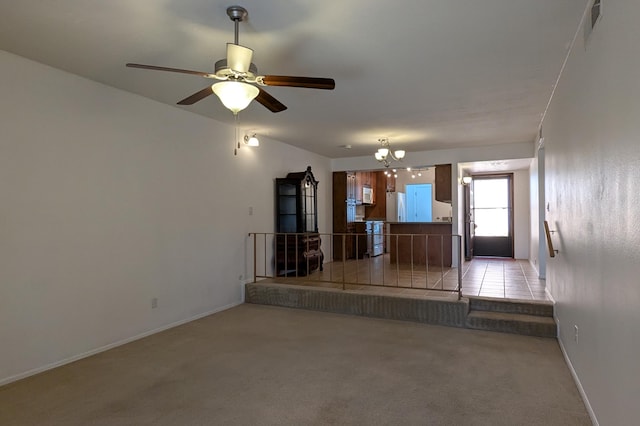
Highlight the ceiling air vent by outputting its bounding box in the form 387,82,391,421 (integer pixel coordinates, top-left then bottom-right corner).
584,0,601,43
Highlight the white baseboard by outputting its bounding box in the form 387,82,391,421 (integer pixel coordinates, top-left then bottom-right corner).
0,301,242,387
528,258,540,276
545,286,556,304
557,336,599,425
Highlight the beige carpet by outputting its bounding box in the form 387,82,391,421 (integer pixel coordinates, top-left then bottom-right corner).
0,304,590,425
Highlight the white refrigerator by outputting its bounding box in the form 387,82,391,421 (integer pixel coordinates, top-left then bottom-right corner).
386,192,406,222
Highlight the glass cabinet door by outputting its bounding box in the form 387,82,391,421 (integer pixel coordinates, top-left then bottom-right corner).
302,177,317,233
276,167,318,234
277,182,298,233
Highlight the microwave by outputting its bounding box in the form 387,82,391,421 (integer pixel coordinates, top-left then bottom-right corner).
362,187,373,204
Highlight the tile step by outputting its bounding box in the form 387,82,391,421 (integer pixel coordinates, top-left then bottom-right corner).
466,310,557,338
468,296,553,317
246,283,468,328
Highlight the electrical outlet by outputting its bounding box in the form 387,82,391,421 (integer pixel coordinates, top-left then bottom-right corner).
574,325,579,343
248,206,253,216
151,297,158,309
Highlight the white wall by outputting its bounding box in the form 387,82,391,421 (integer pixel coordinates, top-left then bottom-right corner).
542,0,640,423
529,143,547,278
529,154,541,273
0,51,331,384
512,170,530,260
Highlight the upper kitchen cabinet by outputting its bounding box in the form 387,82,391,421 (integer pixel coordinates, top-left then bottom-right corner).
435,164,452,203
364,171,387,219
355,171,376,205
357,171,374,188
333,172,356,229
346,172,357,202
332,172,356,261
355,172,363,204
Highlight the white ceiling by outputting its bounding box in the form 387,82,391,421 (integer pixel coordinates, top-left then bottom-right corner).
460,158,533,175
0,0,587,159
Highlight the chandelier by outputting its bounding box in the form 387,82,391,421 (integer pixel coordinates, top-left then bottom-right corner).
374,138,406,167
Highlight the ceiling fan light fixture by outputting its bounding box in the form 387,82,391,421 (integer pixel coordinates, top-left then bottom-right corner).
212,81,259,114
126,5,334,115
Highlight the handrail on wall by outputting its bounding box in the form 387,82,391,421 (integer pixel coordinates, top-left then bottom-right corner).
543,220,558,258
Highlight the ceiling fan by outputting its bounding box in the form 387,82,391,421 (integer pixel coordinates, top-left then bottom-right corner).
126,5,335,115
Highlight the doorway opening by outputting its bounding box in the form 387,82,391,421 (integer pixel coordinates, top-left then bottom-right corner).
470,174,514,258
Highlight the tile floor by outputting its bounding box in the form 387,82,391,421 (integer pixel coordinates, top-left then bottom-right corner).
460,257,549,301
268,256,550,302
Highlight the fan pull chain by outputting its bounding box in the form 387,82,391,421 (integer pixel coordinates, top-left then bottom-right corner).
234,114,240,155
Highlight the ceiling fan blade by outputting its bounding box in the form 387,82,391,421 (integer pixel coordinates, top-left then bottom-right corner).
177,86,214,105
226,44,253,73
255,88,287,113
126,63,211,77
262,75,335,90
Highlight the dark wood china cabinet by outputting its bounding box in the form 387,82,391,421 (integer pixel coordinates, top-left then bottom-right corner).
275,166,323,276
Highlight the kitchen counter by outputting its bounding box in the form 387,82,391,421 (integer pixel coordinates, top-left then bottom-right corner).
388,222,452,266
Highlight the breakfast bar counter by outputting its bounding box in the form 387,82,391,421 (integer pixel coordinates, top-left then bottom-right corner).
387,222,453,266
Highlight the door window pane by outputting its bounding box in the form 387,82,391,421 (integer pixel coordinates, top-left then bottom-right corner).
474,209,508,236
473,177,510,237
474,179,508,208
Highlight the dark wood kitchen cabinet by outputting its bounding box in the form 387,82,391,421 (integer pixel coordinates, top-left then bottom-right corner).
355,172,363,205
346,172,357,201
435,163,452,203
333,172,356,260
357,171,374,188
275,167,323,276
354,171,376,205
389,223,452,266
354,222,368,259
364,171,387,219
